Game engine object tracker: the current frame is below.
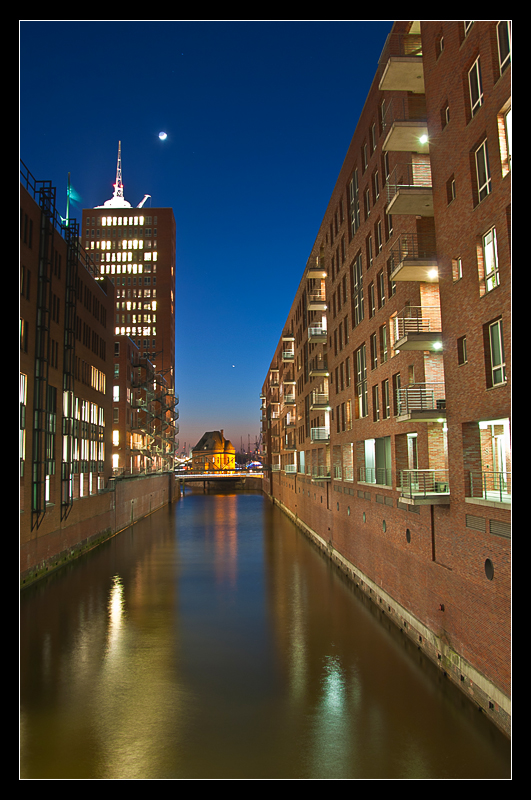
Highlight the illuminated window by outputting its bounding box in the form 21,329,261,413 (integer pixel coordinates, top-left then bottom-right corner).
483,227,499,292
112,430,119,446
113,385,120,402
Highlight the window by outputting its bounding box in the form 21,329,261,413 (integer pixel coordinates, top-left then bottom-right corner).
483,227,499,292
468,58,483,116
457,335,467,365
475,140,492,202
355,345,368,418
352,254,364,327
497,21,511,74
348,171,360,239
452,257,463,282
488,319,506,386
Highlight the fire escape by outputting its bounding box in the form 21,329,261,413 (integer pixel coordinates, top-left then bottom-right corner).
131,356,179,473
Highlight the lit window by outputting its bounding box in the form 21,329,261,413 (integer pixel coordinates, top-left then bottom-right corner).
483,227,499,292
489,319,506,386
113,385,120,402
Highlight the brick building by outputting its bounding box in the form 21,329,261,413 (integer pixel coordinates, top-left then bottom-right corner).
261,21,511,735
20,162,115,574
81,143,179,474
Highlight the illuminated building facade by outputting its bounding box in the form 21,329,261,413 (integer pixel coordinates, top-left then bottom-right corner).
20,162,114,572
192,431,236,472
261,21,511,734
81,143,179,473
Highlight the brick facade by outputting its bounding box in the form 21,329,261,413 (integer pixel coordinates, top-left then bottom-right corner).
261,21,511,736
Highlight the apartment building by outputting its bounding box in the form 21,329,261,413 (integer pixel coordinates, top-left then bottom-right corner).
20,163,115,573
261,21,511,734
81,143,179,474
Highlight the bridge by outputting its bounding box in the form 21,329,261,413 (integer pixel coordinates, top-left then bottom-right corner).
176,470,263,490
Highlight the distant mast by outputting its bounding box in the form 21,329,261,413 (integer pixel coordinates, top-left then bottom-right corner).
96,140,132,208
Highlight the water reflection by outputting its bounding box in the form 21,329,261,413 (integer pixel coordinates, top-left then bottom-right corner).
20,492,511,779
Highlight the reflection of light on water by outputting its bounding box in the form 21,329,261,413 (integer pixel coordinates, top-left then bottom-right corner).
309,654,353,777
106,575,125,654
322,654,345,711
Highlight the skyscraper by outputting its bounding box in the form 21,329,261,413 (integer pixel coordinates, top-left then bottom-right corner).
82,143,179,473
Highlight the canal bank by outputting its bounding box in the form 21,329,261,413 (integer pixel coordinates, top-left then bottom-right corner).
20,471,179,588
265,489,511,739
20,490,511,779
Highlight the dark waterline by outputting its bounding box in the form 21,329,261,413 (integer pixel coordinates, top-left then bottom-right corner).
20,491,511,779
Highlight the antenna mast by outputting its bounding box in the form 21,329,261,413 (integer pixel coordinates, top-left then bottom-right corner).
114,141,125,201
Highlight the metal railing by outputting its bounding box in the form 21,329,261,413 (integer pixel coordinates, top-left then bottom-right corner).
378,31,423,68
358,467,392,486
394,306,441,339
386,162,432,203
381,96,427,134
400,469,449,498
398,383,446,415
309,356,329,373
311,427,330,442
308,325,327,339
309,466,331,480
389,232,437,272
311,391,330,407
468,471,511,503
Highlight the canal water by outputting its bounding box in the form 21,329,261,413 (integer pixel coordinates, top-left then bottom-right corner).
20,490,511,779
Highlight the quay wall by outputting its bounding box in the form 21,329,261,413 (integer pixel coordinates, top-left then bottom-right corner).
262,475,511,739
20,472,179,587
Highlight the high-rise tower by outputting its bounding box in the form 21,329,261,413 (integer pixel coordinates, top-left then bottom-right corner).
82,143,178,474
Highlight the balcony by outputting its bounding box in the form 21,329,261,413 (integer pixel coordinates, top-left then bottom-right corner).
284,464,297,474
282,348,295,362
399,469,450,505
308,288,327,311
378,29,424,93
311,426,330,443
283,394,295,406
467,471,511,506
397,383,446,422
310,391,330,410
310,465,331,482
358,467,392,487
386,162,433,216
309,357,329,377
382,97,429,154
394,306,442,351
308,325,327,343
389,232,438,281
306,258,327,280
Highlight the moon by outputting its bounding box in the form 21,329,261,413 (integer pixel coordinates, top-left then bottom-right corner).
159,132,168,140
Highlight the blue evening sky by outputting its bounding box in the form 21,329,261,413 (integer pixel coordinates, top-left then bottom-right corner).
20,19,393,454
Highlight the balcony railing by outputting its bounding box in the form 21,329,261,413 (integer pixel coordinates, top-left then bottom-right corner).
400,469,449,498
308,325,327,341
386,162,433,215
311,426,330,442
382,97,428,154
282,349,295,361
389,232,437,276
310,391,330,409
468,471,511,504
394,306,442,351
397,383,446,416
284,463,297,473
358,467,392,486
309,466,331,481
378,31,424,94
309,357,329,375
